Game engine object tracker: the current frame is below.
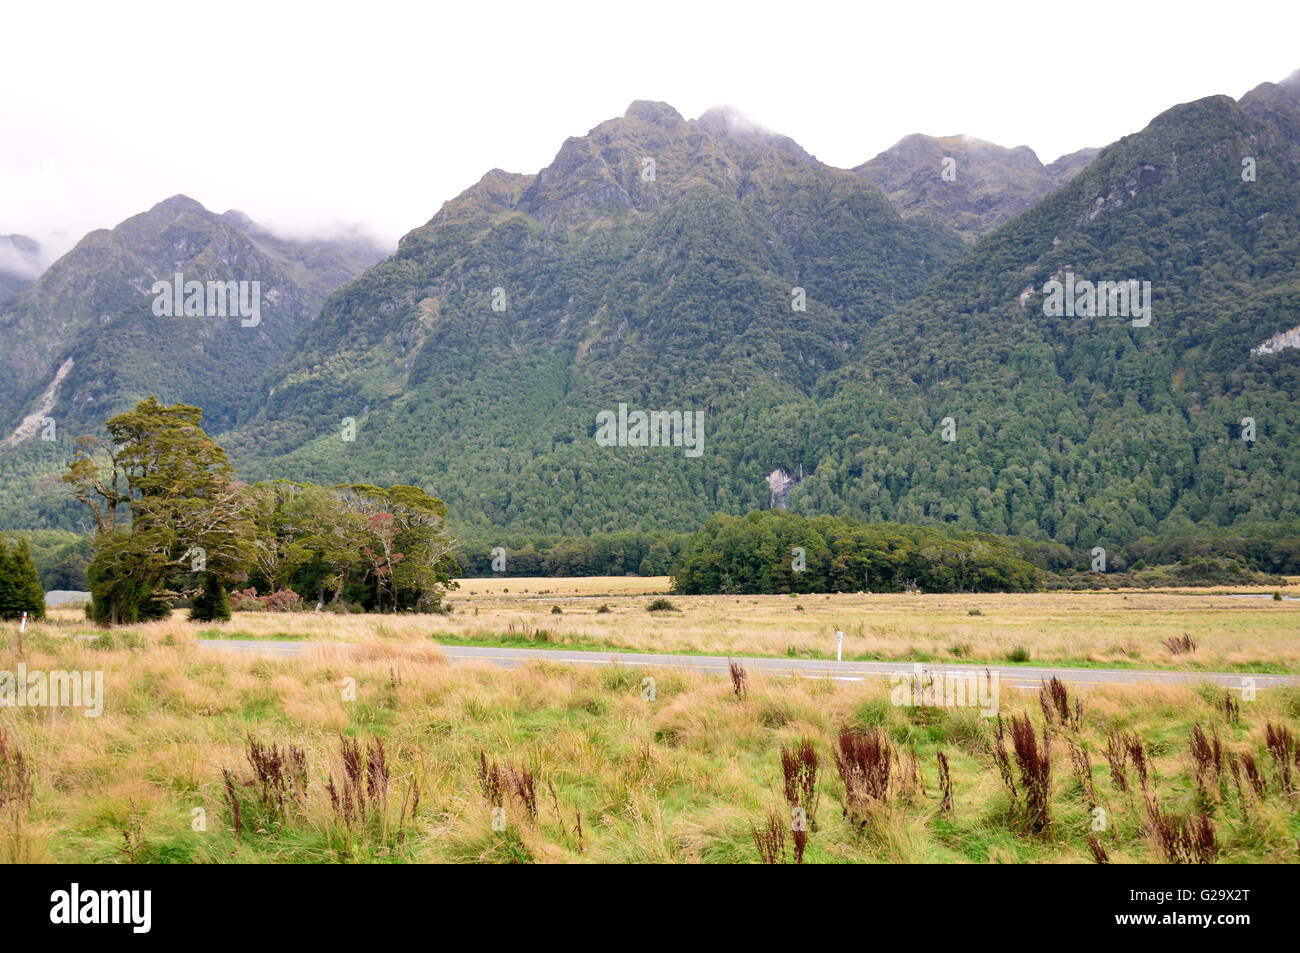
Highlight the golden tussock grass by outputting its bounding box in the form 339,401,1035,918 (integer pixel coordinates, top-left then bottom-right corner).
2,591,1298,864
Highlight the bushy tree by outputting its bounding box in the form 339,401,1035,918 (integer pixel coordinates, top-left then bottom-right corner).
64,398,254,625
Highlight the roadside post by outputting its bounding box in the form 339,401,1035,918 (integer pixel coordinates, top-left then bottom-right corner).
836,629,843,662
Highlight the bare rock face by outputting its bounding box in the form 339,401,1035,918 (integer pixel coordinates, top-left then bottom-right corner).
767,468,795,509
1252,325,1300,356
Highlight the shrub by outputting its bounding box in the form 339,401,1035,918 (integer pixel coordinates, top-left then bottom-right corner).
1188,724,1223,792
936,751,953,812
646,598,677,612
231,588,264,611
221,735,308,837
1086,834,1109,864
1219,691,1241,726
478,752,539,825
1038,677,1081,731
1104,731,1131,792
1006,645,1031,663
264,589,301,612
1265,724,1295,794
0,726,36,861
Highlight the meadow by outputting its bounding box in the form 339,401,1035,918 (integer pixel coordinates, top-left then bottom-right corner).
194,577,1300,673
1,583,1298,864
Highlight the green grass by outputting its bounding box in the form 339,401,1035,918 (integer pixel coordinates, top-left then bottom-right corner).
193,628,307,641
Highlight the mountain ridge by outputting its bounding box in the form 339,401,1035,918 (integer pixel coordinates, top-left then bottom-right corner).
2,74,1299,551
854,133,1100,241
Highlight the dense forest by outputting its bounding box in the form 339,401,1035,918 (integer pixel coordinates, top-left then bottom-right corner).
672,511,1042,594
668,511,1286,595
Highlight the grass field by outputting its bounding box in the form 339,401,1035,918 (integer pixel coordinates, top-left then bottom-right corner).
89,576,1300,673
2,584,1298,863
442,582,1300,673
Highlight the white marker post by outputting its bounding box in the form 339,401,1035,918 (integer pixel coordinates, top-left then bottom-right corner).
836,629,843,662
19,611,27,634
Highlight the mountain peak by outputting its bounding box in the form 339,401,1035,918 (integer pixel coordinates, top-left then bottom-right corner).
150,194,209,216
694,106,813,161
220,208,261,233
623,100,685,128
854,132,1098,240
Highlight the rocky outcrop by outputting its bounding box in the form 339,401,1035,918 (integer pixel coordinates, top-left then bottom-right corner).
1251,325,1300,356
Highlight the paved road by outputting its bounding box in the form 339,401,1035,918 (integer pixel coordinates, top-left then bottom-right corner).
195,640,1298,691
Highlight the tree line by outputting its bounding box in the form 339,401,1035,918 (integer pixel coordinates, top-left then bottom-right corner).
671,511,1043,595
454,530,690,577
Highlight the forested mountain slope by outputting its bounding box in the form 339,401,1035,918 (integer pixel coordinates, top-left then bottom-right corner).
0,197,386,526
226,102,965,536
5,72,1299,554
796,81,1300,549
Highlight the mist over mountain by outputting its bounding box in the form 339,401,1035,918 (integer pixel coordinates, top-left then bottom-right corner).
0,234,46,303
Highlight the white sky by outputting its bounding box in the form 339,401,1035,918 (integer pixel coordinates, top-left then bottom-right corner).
3,0,1298,257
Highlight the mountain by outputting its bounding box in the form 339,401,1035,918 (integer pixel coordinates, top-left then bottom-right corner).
854,135,1099,241
224,101,966,536
0,234,45,303
0,196,386,441
799,76,1300,548
4,71,1300,555
0,198,386,526
228,76,1300,548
